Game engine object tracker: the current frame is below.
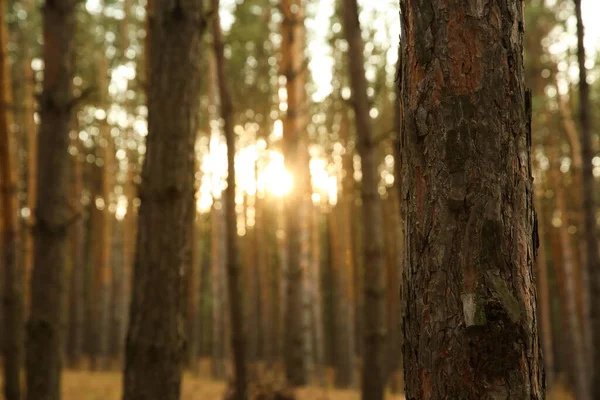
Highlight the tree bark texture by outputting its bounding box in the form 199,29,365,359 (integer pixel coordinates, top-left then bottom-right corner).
1,3,24,397
122,1,204,398
26,0,76,398
342,0,386,399
211,0,249,396
399,1,544,398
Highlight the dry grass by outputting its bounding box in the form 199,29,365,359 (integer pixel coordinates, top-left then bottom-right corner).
57,369,405,400
0,364,572,400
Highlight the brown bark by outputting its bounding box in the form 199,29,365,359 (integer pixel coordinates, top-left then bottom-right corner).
399,0,544,398
1,3,24,397
121,0,204,398
280,0,309,386
26,1,76,399
575,2,600,398
211,0,249,396
342,1,386,399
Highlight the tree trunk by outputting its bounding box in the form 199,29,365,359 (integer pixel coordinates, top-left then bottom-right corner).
329,204,356,388
550,156,588,399
23,33,37,320
310,204,325,385
211,0,249,396
575,1,600,398
1,3,24,397
67,136,85,367
185,209,200,370
25,0,75,398
534,191,554,386
211,201,227,380
121,0,204,397
399,0,545,398
339,110,360,375
280,0,309,386
342,1,386,399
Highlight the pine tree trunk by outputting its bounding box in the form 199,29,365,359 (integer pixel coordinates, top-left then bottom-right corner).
575,1,600,397
211,201,227,380
534,191,554,385
310,204,326,385
1,3,24,397
280,0,309,386
121,0,204,397
342,1,385,398
329,205,357,388
550,158,588,399
67,137,85,367
23,37,37,320
26,1,75,398
211,0,249,396
399,0,545,398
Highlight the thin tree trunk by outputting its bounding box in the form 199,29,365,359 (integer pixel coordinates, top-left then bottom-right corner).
67,136,85,367
310,204,325,385
557,88,591,368
26,0,75,398
550,158,588,399
121,0,204,397
399,0,544,398
339,110,360,375
211,201,227,380
329,204,356,388
1,3,24,397
23,34,37,320
342,1,385,399
280,0,309,386
534,190,554,385
186,208,199,370
575,2,600,398
211,0,248,397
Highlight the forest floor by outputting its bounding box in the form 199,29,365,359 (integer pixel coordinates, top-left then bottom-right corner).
61,370,404,400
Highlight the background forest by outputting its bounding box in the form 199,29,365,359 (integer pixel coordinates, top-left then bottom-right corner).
1,0,599,399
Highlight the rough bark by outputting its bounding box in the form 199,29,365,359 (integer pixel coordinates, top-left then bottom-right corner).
280,0,309,386
25,0,76,398
399,0,544,398
1,3,24,397
211,0,249,396
575,1,600,397
121,0,204,397
342,0,386,398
